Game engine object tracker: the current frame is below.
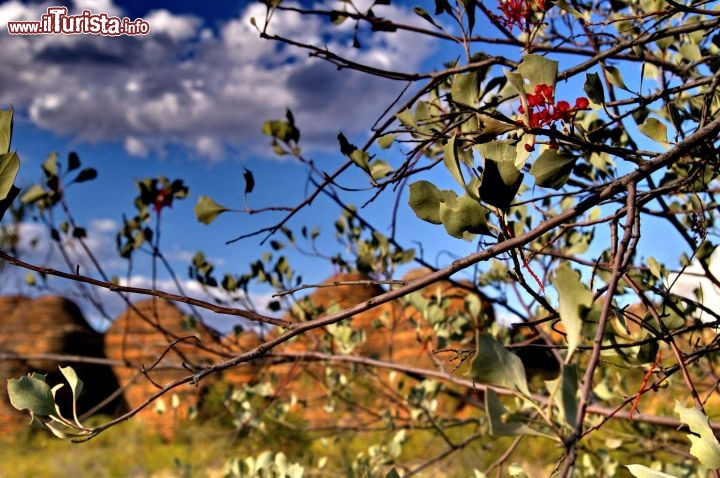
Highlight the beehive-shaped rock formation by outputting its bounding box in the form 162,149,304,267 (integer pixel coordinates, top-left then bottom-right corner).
103,298,261,436
257,270,492,426
0,295,125,433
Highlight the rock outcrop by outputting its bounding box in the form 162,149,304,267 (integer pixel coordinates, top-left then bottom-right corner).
0,269,496,436
0,295,125,432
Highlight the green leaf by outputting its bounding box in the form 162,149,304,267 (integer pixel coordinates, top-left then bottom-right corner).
451,71,480,107
473,113,519,142
67,152,80,171
377,134,396,149
261,112,300,144
438,194,489,239
679,43,702,62
479,158,523,211
486,389,543,437
20,184,49,205
7,373,57,417
553,0,583,18
194,195,230,225
604,65,627,89
396,108,416,128
551,263,592,360
408,180,456,225
73,168,98,183
518,55,558,90
675,401,720,468
370,160,393,180
546,364,578,428
584,72,605,105
350,149,370,173
469,334,530,395
638,118,668,143
0,151,19,200
42,152,58,178
476,141,518,164
443,134,469,191
412,7,441,28
625,465,679,478
458,0,476,32
529,150,577,190
0,184,19,222
0,108,13,154
243,167,255,194
59,366,83,425
433,0,453,15
504,70,527,97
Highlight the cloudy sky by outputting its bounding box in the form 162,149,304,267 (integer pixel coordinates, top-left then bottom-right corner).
0,0,714,329
0,0,469,329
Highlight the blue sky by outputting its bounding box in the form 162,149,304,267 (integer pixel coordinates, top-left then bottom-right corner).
0,0,486,329
1,0,715,329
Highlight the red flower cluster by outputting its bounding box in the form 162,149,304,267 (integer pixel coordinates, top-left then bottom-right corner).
518,84,589,129
153,188,173,214
497,0,547,32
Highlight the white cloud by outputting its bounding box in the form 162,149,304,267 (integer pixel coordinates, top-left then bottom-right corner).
143,9,201,41
0,0,437,160
669,250,720,322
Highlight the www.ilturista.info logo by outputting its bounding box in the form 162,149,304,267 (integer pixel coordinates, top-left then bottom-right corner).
7,7,150,36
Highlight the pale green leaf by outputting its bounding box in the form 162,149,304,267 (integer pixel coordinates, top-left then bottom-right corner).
350,150,370,174
45,420,73,439
451,71,480,107
504,70,527,97
679,44,702,62
675,401,720,468
438,194,489,239
377,134,396,149
370,160,393,180
42,152,58,178
194,195,230,225
551,263,592,360
408,180,456,225
518,55,558,90
638,118,668,143
553,0,583,18
486,389,542,436
546,364,578,428
604,65,627,89
413,7,441,28
20,184,48,205
625,465,679,478
444,134,468,190
0,108,13,154
529,150,577,190
476,141,517,164
7,373,57,417
646,257,663,280
59,366,83,424
469,334,530,395
396,108,416,128
472,113,518,143
0,152,19,200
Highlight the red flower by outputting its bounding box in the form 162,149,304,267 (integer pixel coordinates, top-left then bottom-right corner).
575,97,590,109
497,0,546,32
518,83,589,130
153,188,173,214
